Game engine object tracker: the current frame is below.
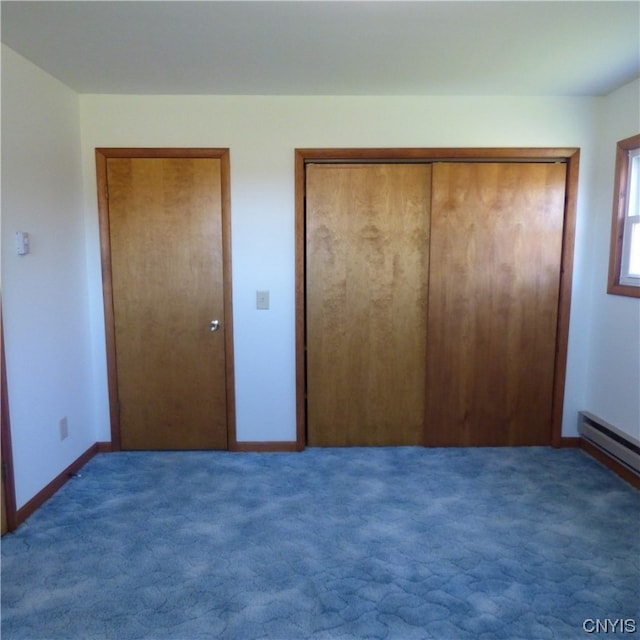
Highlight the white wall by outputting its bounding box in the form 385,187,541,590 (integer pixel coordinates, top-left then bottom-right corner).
1,46,97,508
79,93,599,443
583,79,640,439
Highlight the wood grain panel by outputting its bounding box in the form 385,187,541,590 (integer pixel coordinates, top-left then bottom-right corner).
107,157,227,449
1,302,17,534
306,163,431,446
1,304,7,535
1,463,5,535
425,162,567,446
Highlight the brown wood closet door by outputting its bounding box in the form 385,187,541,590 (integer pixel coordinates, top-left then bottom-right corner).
1,304,10,534
306,163,431,446
107,157,228,450
1,474,6,535
425,162,567,446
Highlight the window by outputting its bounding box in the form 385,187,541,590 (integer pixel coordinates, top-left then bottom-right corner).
608,134,640,297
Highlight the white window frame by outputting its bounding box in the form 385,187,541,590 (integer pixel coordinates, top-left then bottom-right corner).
608,134,640,297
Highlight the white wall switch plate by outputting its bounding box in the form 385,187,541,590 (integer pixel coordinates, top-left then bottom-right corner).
256,290,270,310
59,416,69,440
15,231,30,255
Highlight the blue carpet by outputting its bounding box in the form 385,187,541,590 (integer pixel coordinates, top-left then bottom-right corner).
1,447,639,639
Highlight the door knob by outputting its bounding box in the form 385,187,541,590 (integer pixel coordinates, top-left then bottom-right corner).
210,320,220,332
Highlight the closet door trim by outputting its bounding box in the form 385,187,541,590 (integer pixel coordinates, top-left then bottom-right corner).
295,148,579,449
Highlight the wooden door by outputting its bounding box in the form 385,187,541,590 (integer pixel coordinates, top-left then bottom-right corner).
306,163,431,446
1,302,16,534
104,155,230,450
425,162,567,446
1,470,6,535
1,309,6,534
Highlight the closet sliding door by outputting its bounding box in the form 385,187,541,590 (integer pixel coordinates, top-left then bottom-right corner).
305,163,431,446
299,150,575,449
424,162,567,446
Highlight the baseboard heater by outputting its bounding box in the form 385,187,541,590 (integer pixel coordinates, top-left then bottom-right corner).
578,411,640,477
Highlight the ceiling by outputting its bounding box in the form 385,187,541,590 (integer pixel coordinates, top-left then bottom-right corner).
1,1,639,96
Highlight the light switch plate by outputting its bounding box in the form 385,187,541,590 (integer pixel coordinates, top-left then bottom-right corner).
256,290,270,310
